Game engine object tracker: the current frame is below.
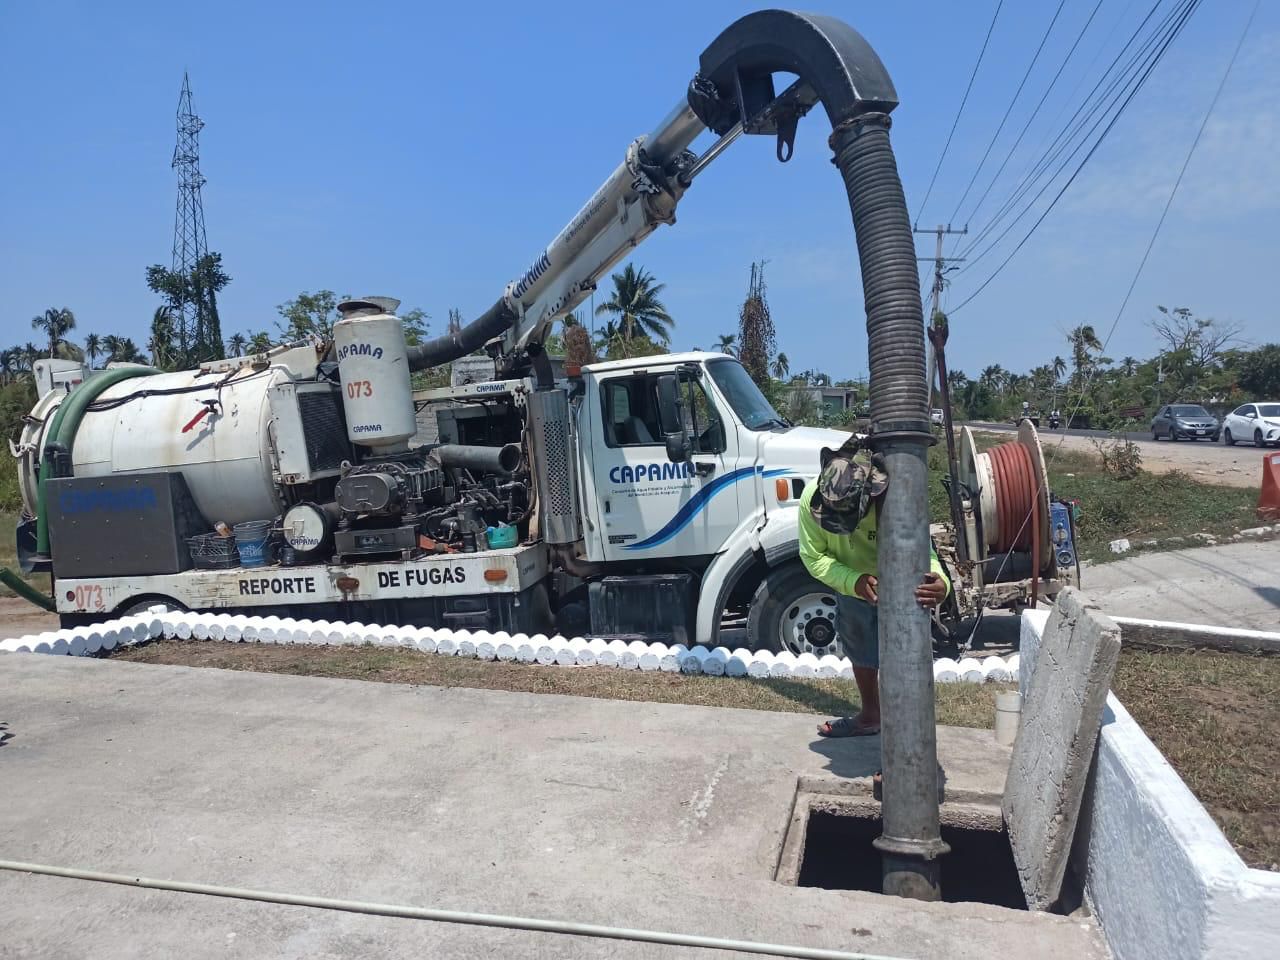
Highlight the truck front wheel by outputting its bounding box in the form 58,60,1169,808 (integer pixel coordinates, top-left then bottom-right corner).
745,563,844,658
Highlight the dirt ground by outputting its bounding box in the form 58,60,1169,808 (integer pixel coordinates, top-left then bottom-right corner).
0,596,58,641
1036,431,1267,489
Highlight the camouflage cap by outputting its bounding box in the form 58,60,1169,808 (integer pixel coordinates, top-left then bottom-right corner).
810,448,889,535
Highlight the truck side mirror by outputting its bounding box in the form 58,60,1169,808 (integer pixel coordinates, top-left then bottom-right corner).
656,374,690,463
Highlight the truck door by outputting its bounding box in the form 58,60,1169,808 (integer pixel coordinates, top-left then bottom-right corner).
591,367,743,561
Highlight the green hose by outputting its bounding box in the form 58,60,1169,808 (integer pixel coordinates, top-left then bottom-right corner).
0,568,56,612
35,367,160,558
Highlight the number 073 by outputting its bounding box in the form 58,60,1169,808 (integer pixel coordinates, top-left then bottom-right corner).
346,380,373,398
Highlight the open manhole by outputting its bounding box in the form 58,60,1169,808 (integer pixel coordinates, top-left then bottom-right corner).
777,790,1027,910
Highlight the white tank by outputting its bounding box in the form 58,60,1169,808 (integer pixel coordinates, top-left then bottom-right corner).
333,300,416,454
15,346,323,526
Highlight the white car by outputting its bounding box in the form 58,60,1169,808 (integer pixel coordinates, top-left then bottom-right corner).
931,408,945,426
1222,402,1280,447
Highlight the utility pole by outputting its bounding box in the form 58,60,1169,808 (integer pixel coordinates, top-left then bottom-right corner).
914,225,966,406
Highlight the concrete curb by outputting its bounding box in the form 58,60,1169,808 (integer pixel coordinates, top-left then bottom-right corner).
0,611,1021,684
1020,608,1280,960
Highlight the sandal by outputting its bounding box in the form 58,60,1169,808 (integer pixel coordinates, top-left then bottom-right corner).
817,716,880,738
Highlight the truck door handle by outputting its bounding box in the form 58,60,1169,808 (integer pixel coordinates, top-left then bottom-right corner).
693,461,715,477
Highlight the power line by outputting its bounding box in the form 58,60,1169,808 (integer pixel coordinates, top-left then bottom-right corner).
911,1,1004,228
984,0,1259,590
948,0,1203,312
946,0,1068,226
957,0,1173,263
957,0,1107,232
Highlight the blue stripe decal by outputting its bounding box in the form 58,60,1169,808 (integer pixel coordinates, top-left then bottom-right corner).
623,466,790,551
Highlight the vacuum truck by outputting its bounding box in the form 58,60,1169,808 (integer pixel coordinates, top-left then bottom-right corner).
8,11,1075,657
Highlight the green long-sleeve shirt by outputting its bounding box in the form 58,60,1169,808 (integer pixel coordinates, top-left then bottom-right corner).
797,479,950,599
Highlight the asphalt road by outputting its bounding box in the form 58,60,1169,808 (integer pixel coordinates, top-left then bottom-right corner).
965,420,1249,461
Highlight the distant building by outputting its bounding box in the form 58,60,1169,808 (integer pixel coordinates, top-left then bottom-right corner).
787,385,865,421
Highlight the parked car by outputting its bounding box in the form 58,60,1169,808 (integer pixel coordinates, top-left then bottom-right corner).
1221,402,1280,447
931,408,945,426
1151,404,1219,442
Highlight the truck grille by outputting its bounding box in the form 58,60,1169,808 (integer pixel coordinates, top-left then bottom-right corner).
299,391,350,472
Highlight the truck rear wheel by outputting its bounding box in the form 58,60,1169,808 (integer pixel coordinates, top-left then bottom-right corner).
745,563,844,658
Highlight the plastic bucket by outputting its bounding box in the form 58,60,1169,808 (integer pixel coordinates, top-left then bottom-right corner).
233,520,274,568
486,524,518,549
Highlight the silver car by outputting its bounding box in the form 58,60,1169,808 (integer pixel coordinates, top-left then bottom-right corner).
1151,404,1219,442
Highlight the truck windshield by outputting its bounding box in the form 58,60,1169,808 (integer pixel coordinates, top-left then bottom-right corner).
707,359,787,431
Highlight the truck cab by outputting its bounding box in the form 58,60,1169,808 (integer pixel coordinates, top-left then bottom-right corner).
573,352,849,649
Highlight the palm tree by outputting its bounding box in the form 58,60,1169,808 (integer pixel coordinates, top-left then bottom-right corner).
979,364,1006,394
101,336,145,364
227,333,248,357
771,352,790,380
101,335,125,364
32,307,76,358
0,347,18,385
594,264,673,345
84,333,102,369
149,306,176,369
714,333,737,356
248,331,273,354
1051,355,1067,382
593,320,623,355
1120,356,1138,377
1068,324,1102,381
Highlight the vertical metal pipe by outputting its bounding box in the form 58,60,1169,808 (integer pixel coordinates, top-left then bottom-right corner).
829,114,948,899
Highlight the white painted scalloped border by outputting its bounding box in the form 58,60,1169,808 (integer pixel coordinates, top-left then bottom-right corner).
0,610,1019,683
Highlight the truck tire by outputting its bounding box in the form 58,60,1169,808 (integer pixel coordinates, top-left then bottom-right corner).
745,562,844,658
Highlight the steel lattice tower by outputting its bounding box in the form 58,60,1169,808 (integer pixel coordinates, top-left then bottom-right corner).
170,72,209,359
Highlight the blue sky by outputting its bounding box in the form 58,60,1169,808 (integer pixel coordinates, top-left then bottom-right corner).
1,1,1275,381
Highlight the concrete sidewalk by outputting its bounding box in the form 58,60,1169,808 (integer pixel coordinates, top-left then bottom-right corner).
1083,540,1279,630
0,655,1106,959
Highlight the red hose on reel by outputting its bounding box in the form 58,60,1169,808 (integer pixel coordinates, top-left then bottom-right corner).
987,441,1036,552
987,439,1043,606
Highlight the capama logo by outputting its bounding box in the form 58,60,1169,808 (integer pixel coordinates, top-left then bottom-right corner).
609,462,695,484
337,342,384,360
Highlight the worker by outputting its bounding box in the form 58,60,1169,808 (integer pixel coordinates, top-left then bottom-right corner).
799,442,950,737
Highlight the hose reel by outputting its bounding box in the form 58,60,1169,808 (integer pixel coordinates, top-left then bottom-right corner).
959,421,1053,574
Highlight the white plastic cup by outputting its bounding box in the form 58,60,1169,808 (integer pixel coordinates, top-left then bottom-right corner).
474,631,497,661
596,639,622,668
436,630,460,656
620,640,646,671
701,647,727,678
661,644,686,673
534,635,557,666
207,617,226,641
817,654,842,679
994,691,1022,746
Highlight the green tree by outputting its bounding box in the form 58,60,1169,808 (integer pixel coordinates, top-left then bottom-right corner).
1051,355,1067,382
248,331,274,354
1237,344,1280,397
737,261,776,389
1068,324,1103,383
714,333,737,357
83,333,102,369
101,335,146,365
146,252,231,365
771,352,790,380
277,290,346,341
227,333,248,357
594,264,673,346
148,307,179,370
31,307,76,358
